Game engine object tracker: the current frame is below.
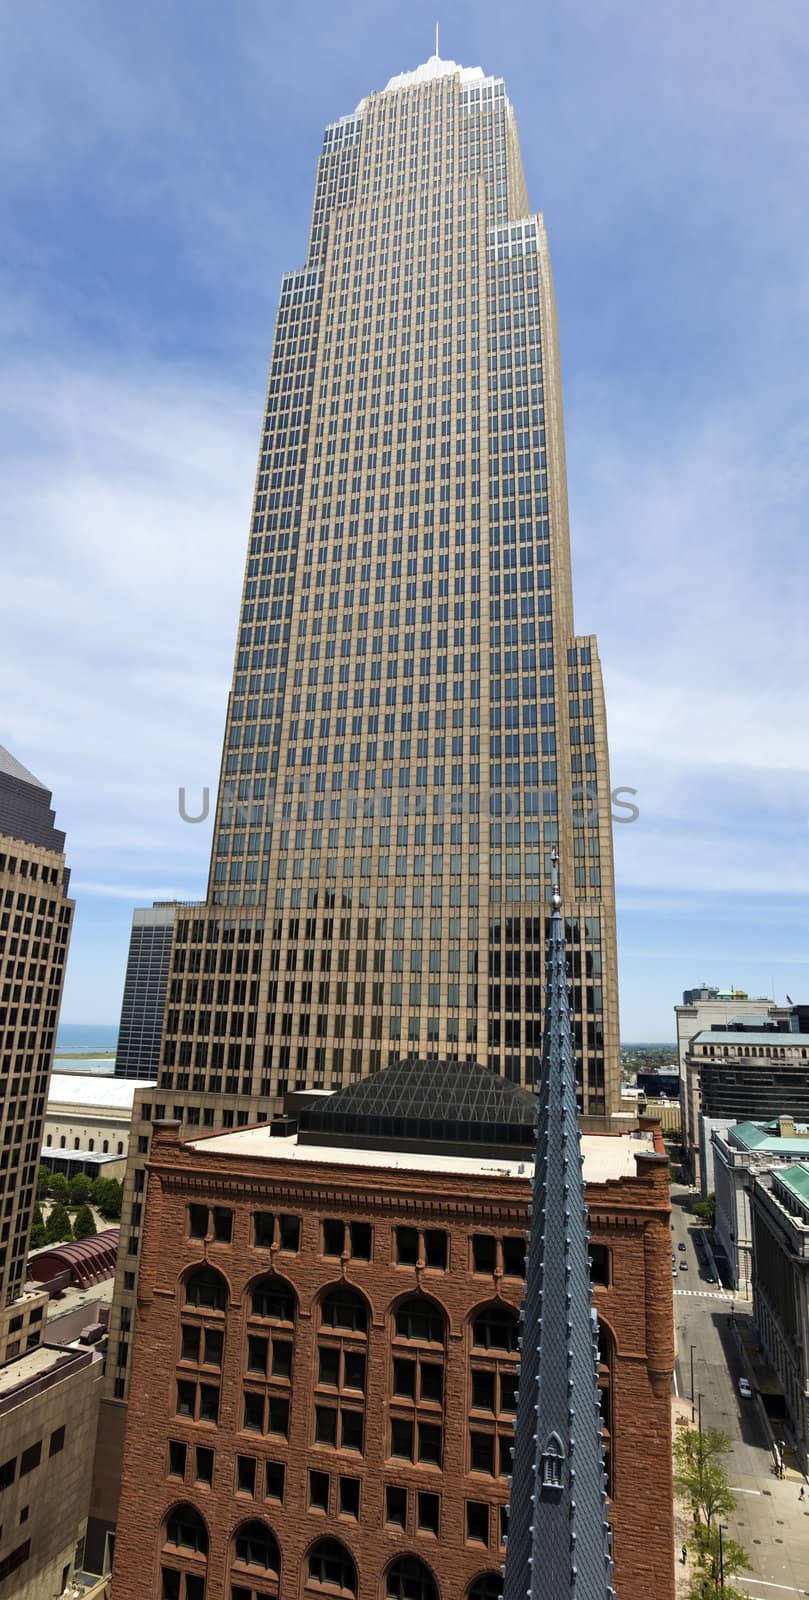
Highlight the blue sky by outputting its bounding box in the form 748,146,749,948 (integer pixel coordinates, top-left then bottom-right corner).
2,0,808,1041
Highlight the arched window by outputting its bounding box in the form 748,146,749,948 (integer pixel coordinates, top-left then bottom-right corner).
118,1140,124,1155
250,1275,296,1324
184,1266,227,1312
472,1304,518,1352
161,1504,208,1600
306,1538,357,1595
320,1287,368,1334
229,1520,280,1599
315,1289,367,1455
88,1138,95,1151
597,1319,614,1498
386,1556,437,1600
389,1296,445,1469
102,1139,109,1153
165,1508,208,1555
469,1304,519,1481
394,1296,445,1344
468,1576,500,1600
243,1278,296,1439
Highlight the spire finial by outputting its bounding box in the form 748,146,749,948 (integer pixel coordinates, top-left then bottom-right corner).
434,21,440,58
551,845,562,909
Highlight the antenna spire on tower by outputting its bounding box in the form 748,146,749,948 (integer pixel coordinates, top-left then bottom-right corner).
435,21,440,57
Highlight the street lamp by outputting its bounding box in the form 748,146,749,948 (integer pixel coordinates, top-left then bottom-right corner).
718,1522,728,1589
690,1343,697,1423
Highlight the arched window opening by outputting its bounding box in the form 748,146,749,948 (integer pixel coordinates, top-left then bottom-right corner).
315,1289,367,1455
161,1504,208,1600
540,1433,565,1490
233,1519,280,1577
184,1267,227,1313
250,1275,296,1324
472,1304,518,1352
394,1296,445,1345
320,1287,368,1333
468,1577,501,1600
597,1319,614,1498
386,1556,437,1600
389,1296,445,1470
469,1304,518,1481
306,1538,357,1595
165,1508,208,1555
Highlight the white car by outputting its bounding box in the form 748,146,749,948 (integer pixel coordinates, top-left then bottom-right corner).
738,1377,752,1399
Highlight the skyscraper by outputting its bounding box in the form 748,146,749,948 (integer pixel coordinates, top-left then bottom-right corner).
102,47,622,1441
0,744,74,1359
161,48,619,1121
115,903,182,1080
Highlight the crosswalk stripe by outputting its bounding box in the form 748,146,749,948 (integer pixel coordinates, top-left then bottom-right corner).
674,1289,727,1299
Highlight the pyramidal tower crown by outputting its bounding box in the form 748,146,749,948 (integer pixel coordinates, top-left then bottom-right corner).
502,851,615,1600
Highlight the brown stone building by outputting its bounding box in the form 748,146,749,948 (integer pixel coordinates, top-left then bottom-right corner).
112,1066,674,1600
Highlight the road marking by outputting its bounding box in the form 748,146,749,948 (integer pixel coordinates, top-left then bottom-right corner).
730,1486,762,1494
674,1289,727,1299
741,1582,809,1595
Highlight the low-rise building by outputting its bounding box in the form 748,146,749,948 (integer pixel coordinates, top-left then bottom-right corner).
713,1118,809,1292
0,1337,103,1599
111,1063,675,1600
750,1164,809,1469
41,1073,155,1180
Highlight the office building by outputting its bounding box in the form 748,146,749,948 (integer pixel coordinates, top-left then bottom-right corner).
686,1030,809,1193
110,1088,673,1600
101,45,625,1513
750,1164,809,1471
713,1117,809,1293
115,904,180,1080
674,990,790,1185
0,744,74,1363
0,747,105,1599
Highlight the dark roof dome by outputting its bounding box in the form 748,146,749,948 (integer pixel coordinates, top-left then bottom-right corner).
298,1057,536,1159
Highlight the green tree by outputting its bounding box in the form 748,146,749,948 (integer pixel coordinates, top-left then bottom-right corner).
37,1164,51,1199
689,1524,751,1586
693,1193,716,1226
30,1203,47,1249
45,1202,73,1244
72,1204,97,1241
91,1177,122,1220
69,1172,92,1206
674,1427,736,1527
49,1171,69,1204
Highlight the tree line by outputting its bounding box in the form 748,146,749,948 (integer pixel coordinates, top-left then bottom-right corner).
31,1166,123,1248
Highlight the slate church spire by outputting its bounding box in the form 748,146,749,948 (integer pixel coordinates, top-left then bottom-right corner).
502,850,615,1600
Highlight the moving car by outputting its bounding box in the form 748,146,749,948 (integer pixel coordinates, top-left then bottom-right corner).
678,1242,687,1252
679,1261,688,1271
738,1377,752,1399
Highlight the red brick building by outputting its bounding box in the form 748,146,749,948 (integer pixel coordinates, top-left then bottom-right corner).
112,1068,674,1600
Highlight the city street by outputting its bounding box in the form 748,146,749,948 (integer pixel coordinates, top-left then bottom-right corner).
670,1185,809,1597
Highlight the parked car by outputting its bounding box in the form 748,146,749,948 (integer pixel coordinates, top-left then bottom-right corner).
738,1377,752,1399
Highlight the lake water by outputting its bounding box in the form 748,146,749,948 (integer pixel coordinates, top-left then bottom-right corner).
55,1022,118,1072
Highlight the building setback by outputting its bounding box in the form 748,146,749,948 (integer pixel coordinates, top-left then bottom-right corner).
115,904,181,1081
712,1118,809,1294
110,1070,674,1600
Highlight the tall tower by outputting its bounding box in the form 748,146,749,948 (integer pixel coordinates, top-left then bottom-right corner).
114,903,181,1080
103,50,621,1429
0,744,74,1361
161,49,619,1120
503,853,614,1600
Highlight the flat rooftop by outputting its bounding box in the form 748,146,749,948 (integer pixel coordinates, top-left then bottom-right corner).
691,1030,809,1048
46,1072,154,1111
0,1342,79,1401
189,1125,655,1185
